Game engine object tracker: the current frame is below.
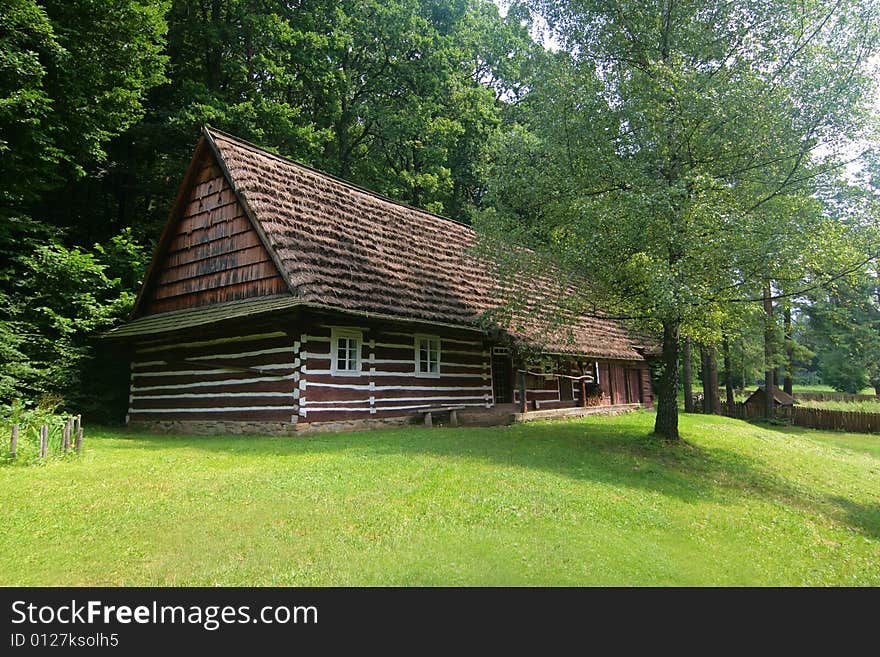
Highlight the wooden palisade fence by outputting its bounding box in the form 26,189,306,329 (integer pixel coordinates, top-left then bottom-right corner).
720,402,880,433
7,415,83,461
790,406,880,433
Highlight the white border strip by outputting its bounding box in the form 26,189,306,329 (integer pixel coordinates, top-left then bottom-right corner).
306,382,491,392
301,395,488,406
132,374,297,392
129,405,297,414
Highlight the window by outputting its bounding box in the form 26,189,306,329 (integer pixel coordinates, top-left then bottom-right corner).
415,335,441,377
331,328,362,375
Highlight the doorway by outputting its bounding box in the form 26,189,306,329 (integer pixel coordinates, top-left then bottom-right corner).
491,347,513,404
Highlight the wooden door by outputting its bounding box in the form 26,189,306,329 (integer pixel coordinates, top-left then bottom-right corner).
492,352,513,404
611,364,626,405
628,368,642,403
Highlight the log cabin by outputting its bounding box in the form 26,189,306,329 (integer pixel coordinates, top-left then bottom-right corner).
104,128,654,434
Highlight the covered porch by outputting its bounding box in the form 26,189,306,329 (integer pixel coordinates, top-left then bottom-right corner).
488,346,653,413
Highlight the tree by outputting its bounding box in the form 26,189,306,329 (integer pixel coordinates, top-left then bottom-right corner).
681,336,694,412
478,0,880,438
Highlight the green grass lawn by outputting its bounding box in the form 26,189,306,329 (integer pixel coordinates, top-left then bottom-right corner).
684,384,877,398
793,384,876,395
1,412,878,586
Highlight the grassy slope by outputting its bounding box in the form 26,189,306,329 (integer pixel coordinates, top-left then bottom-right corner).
0,412,877,586
800,400,880,413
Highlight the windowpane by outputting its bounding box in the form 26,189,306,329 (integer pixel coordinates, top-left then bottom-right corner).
334,333,360,372
337,339,348,365
416,337,440,375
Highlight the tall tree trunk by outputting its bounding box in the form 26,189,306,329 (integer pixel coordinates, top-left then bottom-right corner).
700,345,721,414
205,0,223,91
783,303,794,397
706,346,721,414
653,319,681,440
723,335,735,406
682,336,693,413
763,281,775,419
700,346,711,414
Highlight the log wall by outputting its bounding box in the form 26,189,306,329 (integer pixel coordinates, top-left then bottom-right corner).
127,329,298,424
126,312,654,429
297,322,493,422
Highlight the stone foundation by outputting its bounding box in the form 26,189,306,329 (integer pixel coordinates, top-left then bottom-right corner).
294,416,412,434
128,415,412,436
128,420,301,436
128,404,643,437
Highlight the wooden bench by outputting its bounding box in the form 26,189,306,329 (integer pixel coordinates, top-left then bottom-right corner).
414,405,466,427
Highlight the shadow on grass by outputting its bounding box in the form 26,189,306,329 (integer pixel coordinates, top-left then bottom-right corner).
828,496,880,540
85,414,824,511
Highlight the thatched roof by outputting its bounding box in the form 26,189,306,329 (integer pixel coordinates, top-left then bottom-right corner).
116,128,647,361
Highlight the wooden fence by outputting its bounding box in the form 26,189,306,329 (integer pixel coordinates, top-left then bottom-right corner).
791,406,880,433
719,402,767,420
6,415,83,460
720,402,880,433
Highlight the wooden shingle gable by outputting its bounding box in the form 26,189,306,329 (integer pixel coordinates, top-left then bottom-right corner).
132,130,293,318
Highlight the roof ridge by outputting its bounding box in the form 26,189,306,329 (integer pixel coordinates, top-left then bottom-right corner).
204,126,476,233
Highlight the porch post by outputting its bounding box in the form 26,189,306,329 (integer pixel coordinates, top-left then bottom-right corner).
580,361,588,408
517,362,527,414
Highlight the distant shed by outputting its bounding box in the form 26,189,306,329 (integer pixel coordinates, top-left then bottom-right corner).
744,386,796,417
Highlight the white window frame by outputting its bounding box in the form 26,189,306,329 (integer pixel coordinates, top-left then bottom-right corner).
414,334,441,378
331,328,363,376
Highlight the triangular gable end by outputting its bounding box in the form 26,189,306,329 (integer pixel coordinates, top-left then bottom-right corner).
133,133,291,317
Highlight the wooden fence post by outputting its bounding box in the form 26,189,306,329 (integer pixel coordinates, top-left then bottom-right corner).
62,419,70,453
75,425,83,453
9,425,17,459
39,425,47,459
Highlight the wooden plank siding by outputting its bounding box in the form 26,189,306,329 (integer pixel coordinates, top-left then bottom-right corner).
127,330,299,423
639,366,654,407
297,322,493,422
141,152,288,315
